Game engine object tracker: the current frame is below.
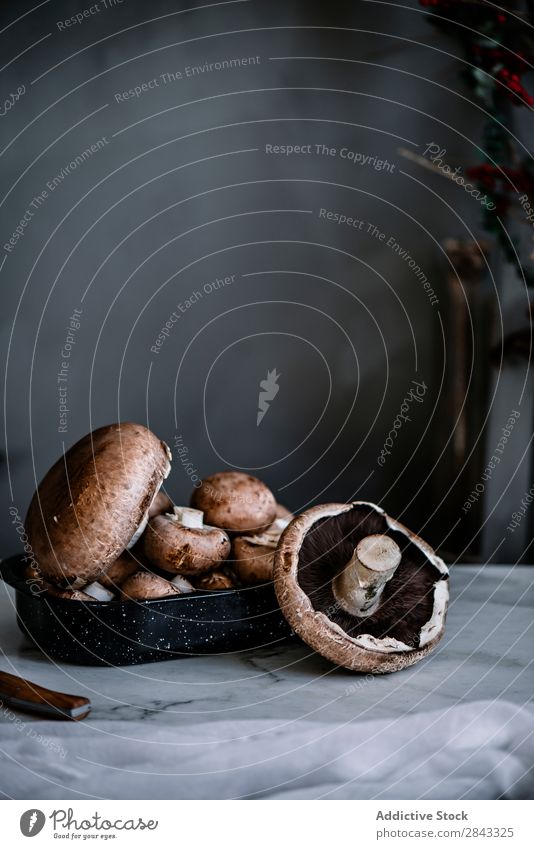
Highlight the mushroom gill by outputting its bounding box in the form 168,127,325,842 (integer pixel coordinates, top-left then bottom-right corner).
296,505,441,648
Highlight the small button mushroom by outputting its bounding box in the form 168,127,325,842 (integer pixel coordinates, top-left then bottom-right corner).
274,501,449,673
195,570,236,591
190,471,277,534
25,577,50,596
275,503,294,520
142,508,231,576
233,518,291,585
21,564,51,595
47,587,96,602
120,571,181,601
148,490,174,518
98,552,140,592
25,422,172,588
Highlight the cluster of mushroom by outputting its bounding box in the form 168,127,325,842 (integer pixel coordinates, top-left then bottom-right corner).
187,470,293,588
135,467,292,597
23,422,449,673
24,424,290,602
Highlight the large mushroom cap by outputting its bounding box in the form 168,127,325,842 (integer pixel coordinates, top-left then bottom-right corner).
274,502,449,673
191,471,276,534
26,423,171,588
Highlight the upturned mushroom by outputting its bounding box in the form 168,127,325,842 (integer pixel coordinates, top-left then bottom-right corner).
142,507,231,576
22,563,43,582
274,502,449,673
233,518,291,585
190,472,277,534
25,423,172,588
120,571,179,601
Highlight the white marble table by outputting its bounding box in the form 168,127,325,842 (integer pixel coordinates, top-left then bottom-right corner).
0,565,532,799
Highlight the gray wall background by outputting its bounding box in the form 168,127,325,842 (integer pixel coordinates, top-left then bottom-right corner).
1,0,531,561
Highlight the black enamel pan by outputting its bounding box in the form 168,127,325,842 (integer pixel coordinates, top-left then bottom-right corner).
0,554,291,666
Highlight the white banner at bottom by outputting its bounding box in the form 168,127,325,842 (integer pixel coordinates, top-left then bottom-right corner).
1,799,532,848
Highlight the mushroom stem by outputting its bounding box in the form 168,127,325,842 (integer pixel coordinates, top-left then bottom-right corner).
332,534,402,618
170,575,195,593
172,506,204,528
83,581,115,602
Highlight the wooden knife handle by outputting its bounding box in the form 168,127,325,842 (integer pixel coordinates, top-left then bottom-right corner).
0,671,91,720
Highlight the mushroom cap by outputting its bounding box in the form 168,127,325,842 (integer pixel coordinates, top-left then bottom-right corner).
26,423,171,588
47,587,95,602
97,552,140,591
274,502,449,673
22,563,45,583
22,565,50,595
275,503,294,520
142,514,231,575
195,569,236,591
232,518,290,584
148,490,173,518
120,571,180,601
190,471,276,534
233,538,275,584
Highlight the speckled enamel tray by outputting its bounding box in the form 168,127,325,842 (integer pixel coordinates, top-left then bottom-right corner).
0,555,292,666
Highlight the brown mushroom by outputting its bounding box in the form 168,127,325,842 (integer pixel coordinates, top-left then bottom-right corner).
274,501,449,673
275,503,294,520
22,564,51,596
233,518,291,585
82,581,116,602
47,587,95,602
98,552,140,592
142,507,231,576
120,571,182,601
25,423,172,588
148,490,173,518
195,570,236,591
22,563,43,582
191,471,277,534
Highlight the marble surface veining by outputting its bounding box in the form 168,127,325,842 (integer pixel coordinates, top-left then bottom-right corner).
0,565,532,728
